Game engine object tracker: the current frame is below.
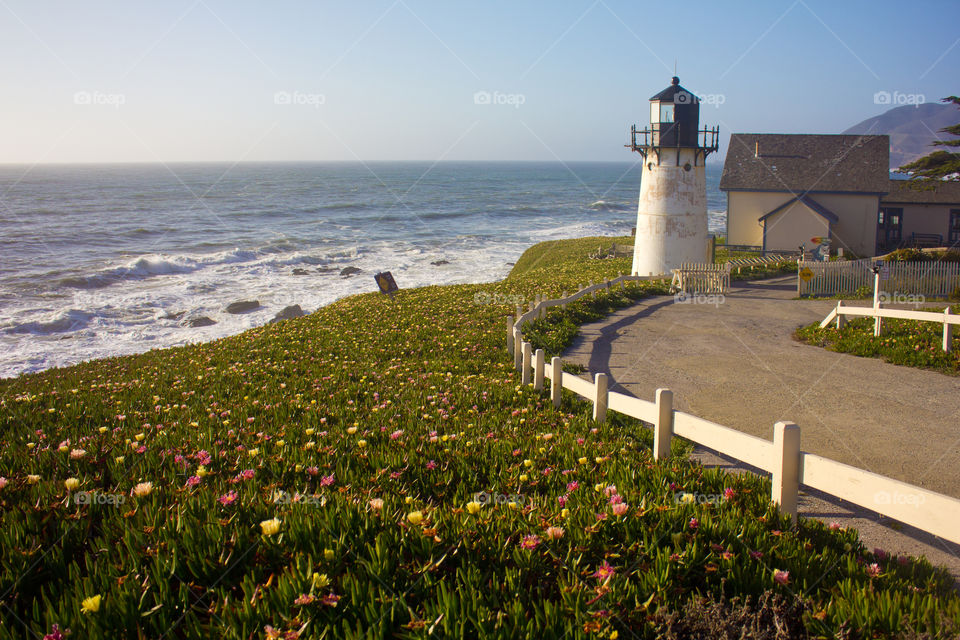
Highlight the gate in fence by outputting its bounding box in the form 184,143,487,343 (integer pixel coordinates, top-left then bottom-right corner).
671,262,730,294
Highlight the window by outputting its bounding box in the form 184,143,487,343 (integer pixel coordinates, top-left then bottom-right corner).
650,102,659,124
950,209,960,245
659,104,674,123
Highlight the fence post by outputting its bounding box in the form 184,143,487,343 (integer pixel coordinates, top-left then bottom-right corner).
561,292,568,311
873,270,883,337
772,421,801,523
550,357,562,408
534,349,545,390
514,330,522,370
506,316,515,355
945,307,954,353
521,342,532,385
593,373,608,423
835,301,845,329
654,388,674,461
539,297,546,320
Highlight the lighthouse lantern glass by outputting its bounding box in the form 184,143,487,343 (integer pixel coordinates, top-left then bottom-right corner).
659,103,674,124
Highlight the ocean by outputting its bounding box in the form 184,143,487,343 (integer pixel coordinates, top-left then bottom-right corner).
0,162,726,378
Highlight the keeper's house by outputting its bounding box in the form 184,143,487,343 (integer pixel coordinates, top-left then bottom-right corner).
720,133,960,256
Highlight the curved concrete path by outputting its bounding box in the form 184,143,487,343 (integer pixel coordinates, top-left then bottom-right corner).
564,276,960,581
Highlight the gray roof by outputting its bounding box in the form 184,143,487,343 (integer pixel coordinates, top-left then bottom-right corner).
881,179,960,204
649,76,697,103
758,195,839,223
720,134,890,194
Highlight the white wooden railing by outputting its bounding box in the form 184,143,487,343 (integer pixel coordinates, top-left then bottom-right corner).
507,278,960,544
820,302,957,349
799,259,960,298
670,262,730,294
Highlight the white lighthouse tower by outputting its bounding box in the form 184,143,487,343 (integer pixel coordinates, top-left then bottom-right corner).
628,77,718,276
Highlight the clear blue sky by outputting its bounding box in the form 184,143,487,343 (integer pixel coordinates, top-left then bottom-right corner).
0,0,956,163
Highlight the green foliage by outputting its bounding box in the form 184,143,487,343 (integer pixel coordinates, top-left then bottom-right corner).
898,95,960,180
795,305,960,375
0,237,957,638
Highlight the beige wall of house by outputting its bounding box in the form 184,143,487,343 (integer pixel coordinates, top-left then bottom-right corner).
727,191,879,256
889,204,956,240
763,201,830,251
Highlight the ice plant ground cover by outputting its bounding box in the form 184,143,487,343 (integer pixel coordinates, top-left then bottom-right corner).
796,307,960,375
0,236,958,639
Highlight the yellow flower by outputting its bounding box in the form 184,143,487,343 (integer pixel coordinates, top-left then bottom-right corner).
304,441,315,450
405,496,413,504
98,427,108,434
579,457,588,465
196,466,208,478
27,474,40,484
523,459,533,468
305,428,315,436
58,445,69,453
594,483,603,492
134,433,144,441
115,456,125,464
508,501,518,509
276,440,285,447
64,477,80,491
407,511,424,525
519,474,528,482
132,482,153,497
259,517,281,536
466,501,482,515
347,426,358,435
561,508,570,518
294,464,303,473
248,448,259,457
312,572,329,588
324,548,335,561
594,456,603,464
357,440,367,448
81,594,101,614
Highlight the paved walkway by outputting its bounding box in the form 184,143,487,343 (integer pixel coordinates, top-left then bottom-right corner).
564,276,960,582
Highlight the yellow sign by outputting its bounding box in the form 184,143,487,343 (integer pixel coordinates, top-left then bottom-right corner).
799,267,813,282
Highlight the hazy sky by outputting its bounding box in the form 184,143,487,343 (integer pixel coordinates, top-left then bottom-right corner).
1,0,956,163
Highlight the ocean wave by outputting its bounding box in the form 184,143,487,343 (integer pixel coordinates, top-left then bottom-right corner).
588,200,632,212
58,249,259,289
6,309,94,334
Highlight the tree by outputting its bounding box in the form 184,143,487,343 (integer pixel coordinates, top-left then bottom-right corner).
898,95,960,180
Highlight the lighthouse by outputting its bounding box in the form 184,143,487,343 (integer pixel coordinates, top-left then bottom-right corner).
627,77,719,276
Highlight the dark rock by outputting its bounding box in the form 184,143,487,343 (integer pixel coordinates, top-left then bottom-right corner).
186,316,217,328
430,260,450,266
340,266,361,276
162,311,185,321
226,300,260,314
292,268,310,276
316,266,337,273
271,305,306,323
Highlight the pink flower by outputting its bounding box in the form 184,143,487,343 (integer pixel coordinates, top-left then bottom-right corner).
723,487,735,500
773,570,790,585
218,490,238,506
611,503,629,517
241,469,255,480
0,477,7,490
294,593,316,606
545,526,564,540
320,474,335,487
603,485,617,497
608,494,623,505
43,624,70,640
306,466,319,476
426,460,437,470
566,481,579,492
185,475,201,488
390,430,403,440
688,517,699,530
519,535,541,550
321,593,341,607
196,450,212,465
594,561,616,581
873,548,888,561
750,551,763,560
829,522,841,531
866,563,881,578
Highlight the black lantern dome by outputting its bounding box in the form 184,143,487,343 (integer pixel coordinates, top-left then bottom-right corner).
627,76,718,164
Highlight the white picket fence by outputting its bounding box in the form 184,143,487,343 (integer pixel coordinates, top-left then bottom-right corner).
799,259,960,297
820,302,957,349
507,277,960,544
670,262,730,294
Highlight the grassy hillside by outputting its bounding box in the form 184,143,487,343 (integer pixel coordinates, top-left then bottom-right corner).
1,237,957,639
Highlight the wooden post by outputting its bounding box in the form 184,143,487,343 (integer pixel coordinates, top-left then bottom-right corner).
529,300,536,314
534,348,545,390
873,270,882,337
592,373,608,423
835,301,845,330
550,357,562,408
506,316,515,354
944,307,953,353
561,292,568,311
653,388,673,461
772,421,801,523
539,296,546,320
521,342,532,385
514,331,522,370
